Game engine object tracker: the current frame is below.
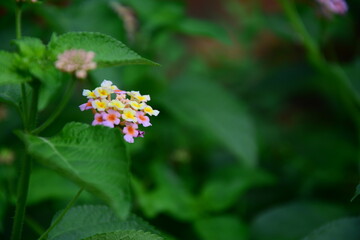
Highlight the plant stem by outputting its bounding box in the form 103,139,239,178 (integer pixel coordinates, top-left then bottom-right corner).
278,0,324,67
28,81,40,130
15,4,22,40
278,0,360,119
20,84,29,130
16,3,29,131
10,154,32,240
25,216,45,236
32,77,76,134
11,4,32,240
38,188,84,240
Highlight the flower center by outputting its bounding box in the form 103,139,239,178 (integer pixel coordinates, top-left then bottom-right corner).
108,114,116,121
128,126,135,135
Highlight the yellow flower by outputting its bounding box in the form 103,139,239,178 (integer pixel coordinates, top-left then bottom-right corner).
122,108,137,122
129,101,145,110
109,100,125,110
94,87,110,99
82,89,96,99
91,99,109,111
143,105,159,116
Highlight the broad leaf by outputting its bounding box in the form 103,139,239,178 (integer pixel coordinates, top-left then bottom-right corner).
251,202,347,240
0,84,24,108
194,215,248,240
12,37,46,58
162,76,257,166
132,162,199,220
48,32,158,67
82,230,163,240
0,51,30,85
27,168,93,205
22,122,131,219
48,205,162,240
198,166,273,212
303,217,360,240
29,61,63,111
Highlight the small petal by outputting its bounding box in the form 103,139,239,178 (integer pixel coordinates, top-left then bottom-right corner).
124,134,134,143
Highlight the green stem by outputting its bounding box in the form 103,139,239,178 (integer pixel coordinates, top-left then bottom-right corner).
29,81,40,131
20,84,29,131
17,3,29,131
278,0,360,116
10,154,32,240
15,4,22,40
32,78,76,134
278,0,323,67
25,215,45,236
11,4,31,239
38,188,84,240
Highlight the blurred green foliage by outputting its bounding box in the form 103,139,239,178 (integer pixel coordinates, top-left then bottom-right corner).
1,0,360,239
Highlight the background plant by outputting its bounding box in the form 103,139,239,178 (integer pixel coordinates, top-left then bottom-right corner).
0,0,360,240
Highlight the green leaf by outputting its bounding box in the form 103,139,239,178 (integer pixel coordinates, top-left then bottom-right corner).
132,162,199,220
12,37,46,58
0,84,24,108
194,215,248,240
29,61,63,111
81,230,163,240
48,32,158,67
251,202,347,240
162,76,257,167
303,217,360,240
22,122,131,219
27,168,93,205
0,51,30,85
177,19,231,44
48,205,162,240
198,166,273,212
351,184,360,202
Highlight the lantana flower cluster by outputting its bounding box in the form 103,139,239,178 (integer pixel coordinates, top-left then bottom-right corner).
55,49,97,79
80,80,159,143
316,0,348,16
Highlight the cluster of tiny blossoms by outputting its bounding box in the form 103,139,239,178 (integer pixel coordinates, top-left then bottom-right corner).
55,49,97,79
316,0,348,16
80,80,159,143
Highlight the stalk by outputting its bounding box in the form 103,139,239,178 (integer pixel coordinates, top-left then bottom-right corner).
10,155,32,240
32,77,76,134
277,0,360,121
15,3,22,39
29,81,40,130
38,188,84,240
10,3,33,240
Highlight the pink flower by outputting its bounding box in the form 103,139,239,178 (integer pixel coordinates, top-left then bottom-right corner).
102,109,121,128
55,49,97,79
136,111,151,127
92,113,105,126
123,123,139,143
79,99,93,111
317,0,348,15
